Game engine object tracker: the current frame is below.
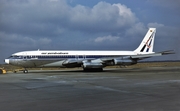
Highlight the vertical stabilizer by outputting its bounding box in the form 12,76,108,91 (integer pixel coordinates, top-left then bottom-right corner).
134,28,156,53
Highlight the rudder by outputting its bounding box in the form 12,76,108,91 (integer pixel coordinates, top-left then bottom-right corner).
134,28,156,53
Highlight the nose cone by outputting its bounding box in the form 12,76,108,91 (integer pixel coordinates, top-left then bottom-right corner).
4,59,9,64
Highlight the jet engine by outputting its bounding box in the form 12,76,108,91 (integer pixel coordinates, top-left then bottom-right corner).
82,61,104,69
114,57,137,65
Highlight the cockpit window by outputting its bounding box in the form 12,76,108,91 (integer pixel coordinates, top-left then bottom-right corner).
8,55,22,59
8,56,13,58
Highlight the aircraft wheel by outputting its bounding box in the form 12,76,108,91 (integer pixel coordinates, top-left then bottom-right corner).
13,70,17,73
98,68,103,72
83,68,103,72
83,68,89,72
23,70,28,73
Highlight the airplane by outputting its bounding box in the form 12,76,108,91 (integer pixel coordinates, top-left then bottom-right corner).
4,28,174,73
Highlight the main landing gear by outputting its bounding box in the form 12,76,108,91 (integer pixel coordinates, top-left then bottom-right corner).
83,68,103,72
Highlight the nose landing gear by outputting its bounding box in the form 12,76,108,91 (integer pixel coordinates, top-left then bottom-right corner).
23,68,28,73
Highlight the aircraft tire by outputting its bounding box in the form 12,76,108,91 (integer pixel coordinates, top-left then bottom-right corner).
23,70,28,73
83,68,89,72
83,68,103,72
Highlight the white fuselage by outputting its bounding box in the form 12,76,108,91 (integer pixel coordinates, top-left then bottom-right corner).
5,50,137,68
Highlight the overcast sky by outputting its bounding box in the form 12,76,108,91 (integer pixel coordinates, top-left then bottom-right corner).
0,0,180,63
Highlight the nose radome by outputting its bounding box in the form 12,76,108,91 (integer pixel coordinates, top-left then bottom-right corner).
4,59,9,64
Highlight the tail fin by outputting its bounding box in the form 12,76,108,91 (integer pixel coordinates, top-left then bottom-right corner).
134,28,156,53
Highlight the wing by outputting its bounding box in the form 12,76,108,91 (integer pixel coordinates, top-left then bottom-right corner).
100,50,175,66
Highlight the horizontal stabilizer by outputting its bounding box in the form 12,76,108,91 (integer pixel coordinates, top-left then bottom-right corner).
131,50,175,60
158,50,175,55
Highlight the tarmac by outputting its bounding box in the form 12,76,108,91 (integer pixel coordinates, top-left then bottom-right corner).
0,67,180,111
